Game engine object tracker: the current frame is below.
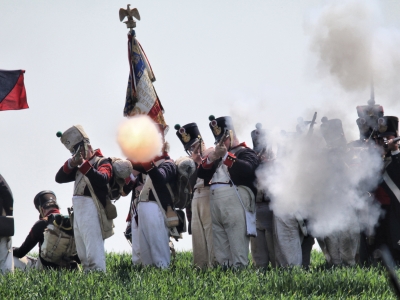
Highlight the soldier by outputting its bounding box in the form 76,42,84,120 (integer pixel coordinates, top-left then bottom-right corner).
316,117,360,266
55,125,113,272
130,124,177,268
175,123,215,268
197,115,259,268
273,116,315,268
0,174,14,273
13,191,79,270
250,123,276,268
362,116,400,264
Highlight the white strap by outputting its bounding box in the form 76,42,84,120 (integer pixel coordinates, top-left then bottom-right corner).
383,171,400,204
166,184,175,205
83,176,98,202
384,158,392,169
74,156,101,195
83,176,105,221
138,174,152,202
149,185,170,225
139,174,169,224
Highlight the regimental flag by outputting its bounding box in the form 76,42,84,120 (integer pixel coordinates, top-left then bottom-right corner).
0,70,28,111
124,30,166,127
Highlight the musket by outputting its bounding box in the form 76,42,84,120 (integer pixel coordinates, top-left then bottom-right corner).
383,136,400,149
198,137,203,158
377,245,400,298
67,207,74,229
257,147,267,158
307,112,317,136
368,79,375,106
67,207,73,218
218,129,230,146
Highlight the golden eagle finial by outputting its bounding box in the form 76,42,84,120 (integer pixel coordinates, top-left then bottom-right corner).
119,5,140,29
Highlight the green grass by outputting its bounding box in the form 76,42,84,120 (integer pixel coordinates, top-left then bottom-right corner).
0,251,397,299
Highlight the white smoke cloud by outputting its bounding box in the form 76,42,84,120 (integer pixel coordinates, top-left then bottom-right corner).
252,0,400,238
259,130,382,238
225,0,397,240
306,0,400,105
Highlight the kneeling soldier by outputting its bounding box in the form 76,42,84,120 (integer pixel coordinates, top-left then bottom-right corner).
13,191,79,270
0,174,14,273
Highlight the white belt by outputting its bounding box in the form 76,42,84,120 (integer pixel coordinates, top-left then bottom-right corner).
210,184,230,190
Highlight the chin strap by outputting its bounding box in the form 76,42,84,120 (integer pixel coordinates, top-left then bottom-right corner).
39,206,45,218
229,130,234,149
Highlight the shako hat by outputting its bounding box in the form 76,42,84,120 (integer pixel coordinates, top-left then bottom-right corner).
377,116,399,138
208,115,235,144
175,123,202,150
56,125,89,153
251,123,267,153
34,190,58,211
320,117,347,148
356,103,384,140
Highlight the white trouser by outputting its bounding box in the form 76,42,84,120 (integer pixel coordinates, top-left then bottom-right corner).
0,237,13,273
250,202,275,267
210,185,250,268
13,255,37,271
131,218,141,265
191,186,215,268
137,201,170,268
73,196,106,272
273,214,303,267
320,229,359,266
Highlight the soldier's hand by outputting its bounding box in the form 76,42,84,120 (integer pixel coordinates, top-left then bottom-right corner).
191,143,202,164
207,150,217,163
214,144,227,159
70,147,83,167
387,139,399,152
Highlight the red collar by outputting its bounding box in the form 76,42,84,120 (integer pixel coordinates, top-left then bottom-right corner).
154,152,170,162
42,208,60,219
88,149,103,160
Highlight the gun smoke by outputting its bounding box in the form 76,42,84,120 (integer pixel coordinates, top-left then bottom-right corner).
117,115,163,163
258,131,383,238
306,0,400,105
233,0,397,239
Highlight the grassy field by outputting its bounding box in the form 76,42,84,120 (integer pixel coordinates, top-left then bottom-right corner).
0,251,398,299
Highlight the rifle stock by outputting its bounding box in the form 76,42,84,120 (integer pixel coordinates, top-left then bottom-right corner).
378,245,400,298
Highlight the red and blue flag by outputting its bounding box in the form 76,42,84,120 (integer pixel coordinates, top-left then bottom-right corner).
124,30,166,127
0,70,28,111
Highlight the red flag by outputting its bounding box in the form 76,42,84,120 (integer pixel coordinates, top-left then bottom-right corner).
0,70,28,111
